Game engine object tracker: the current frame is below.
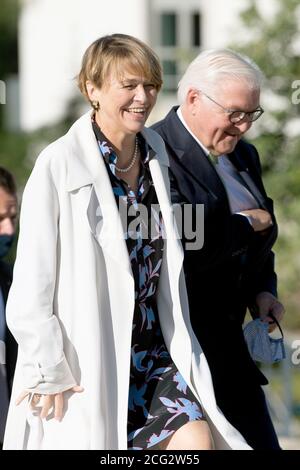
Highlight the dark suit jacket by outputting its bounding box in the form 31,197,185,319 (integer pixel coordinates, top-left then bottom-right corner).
0,260,17,395
152,107,278,388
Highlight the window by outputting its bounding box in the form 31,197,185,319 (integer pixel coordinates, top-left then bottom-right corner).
161,13,177,46
162,60,178,92
192,12,201,47
151,4,202,94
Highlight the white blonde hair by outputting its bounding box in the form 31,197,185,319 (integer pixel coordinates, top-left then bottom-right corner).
177,49,263,104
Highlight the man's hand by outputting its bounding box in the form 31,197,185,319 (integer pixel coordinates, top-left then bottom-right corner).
16,385,84,421
240,209,273,232
255,291,285,332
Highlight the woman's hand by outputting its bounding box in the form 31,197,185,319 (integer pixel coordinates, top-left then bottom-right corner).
16,385,84,421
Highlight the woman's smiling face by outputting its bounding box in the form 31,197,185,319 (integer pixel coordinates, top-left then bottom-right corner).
86,71,158,136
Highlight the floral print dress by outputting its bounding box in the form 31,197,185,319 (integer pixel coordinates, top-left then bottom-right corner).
92,119,205,450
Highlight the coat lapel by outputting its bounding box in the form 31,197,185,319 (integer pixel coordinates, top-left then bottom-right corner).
65,112,135,446
178,143,227,201
143,127,194,385
65,111,132,276
161,107,228,202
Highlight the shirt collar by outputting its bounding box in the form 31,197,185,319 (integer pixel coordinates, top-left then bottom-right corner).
177,107,211,156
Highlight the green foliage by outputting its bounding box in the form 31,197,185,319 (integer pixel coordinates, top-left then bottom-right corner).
232,0,300,330
0,0,18,77
236,0,300,142
0,116,75,266
0,130,31,187
0,116,76,189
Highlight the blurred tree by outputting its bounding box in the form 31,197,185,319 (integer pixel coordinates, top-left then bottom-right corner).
233,0,300,195
232,0,300,329
0,0,18,76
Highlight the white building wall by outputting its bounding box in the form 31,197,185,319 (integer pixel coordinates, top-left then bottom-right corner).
19,0,149,131
19,0,275,131
201,0,245,48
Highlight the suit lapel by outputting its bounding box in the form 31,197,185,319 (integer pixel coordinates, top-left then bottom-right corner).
162,108,228,203
239,171,268,210
179,143,228,201
228,149,269,210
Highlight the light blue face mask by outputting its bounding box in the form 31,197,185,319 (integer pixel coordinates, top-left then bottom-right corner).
243,314,286,364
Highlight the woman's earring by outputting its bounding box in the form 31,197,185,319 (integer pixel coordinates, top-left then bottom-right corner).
91,101,100,111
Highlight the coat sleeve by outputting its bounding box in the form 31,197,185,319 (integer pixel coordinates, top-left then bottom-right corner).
6,150,77,394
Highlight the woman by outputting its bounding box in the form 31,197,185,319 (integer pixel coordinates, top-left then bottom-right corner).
3,34,250,450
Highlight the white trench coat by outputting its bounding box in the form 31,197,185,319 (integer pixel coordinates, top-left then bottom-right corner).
3,111,251,450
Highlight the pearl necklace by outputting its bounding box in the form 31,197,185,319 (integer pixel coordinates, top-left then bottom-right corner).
115,137,139,173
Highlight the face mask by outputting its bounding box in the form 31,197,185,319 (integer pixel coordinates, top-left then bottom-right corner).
0,234,14,259
243,315,285,364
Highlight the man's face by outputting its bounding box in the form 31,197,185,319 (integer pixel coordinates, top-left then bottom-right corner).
0,187,17,236
185,80,260,155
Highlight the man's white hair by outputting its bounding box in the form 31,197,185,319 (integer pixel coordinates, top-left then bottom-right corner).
177,49,264,104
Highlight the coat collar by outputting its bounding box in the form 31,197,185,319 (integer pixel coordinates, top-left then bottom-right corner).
65,111,106,192
61,111,171,275
65,111,169,192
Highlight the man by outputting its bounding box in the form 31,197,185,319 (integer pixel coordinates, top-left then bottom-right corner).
0,167,18,446
152,49,284,449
